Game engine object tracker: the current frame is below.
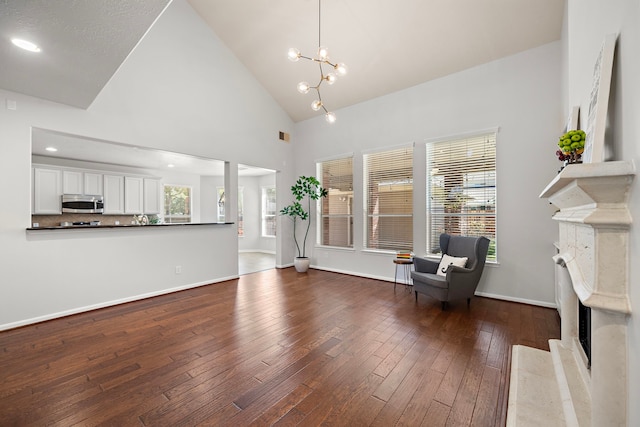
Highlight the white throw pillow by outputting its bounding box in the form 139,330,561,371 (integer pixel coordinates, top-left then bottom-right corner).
436,254,468,276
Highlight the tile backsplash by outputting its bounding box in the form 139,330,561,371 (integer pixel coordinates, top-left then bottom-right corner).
31,214,158,228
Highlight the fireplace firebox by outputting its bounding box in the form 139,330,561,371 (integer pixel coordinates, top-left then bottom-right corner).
578,300,591,368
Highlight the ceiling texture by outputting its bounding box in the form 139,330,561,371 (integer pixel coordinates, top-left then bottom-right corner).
5,0,563,175
1,0,565,122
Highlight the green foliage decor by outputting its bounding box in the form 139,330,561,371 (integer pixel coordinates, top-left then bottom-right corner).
279,176,328,258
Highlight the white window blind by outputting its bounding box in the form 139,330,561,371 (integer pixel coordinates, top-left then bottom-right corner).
426,132,496,260
317,157,353,248
261,186,277,237
364,146,413,251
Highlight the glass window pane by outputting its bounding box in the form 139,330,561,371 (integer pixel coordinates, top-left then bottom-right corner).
318,157,354,248
364,146,413,251
164,185,192,224
426,133,497,260
262,186,276,237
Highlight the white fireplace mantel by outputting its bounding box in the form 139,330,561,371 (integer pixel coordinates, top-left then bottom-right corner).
508,160,635,427
540,160,635,315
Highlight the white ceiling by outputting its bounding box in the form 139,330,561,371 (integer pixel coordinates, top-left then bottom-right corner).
1,0,565,122
188,0,565,122
6,0,564,171
0,0,171,108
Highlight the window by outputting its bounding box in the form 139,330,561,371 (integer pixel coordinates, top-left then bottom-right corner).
426,132,497,260
217,187,225,222
164,185,191,223
317,156,353,247
216,187,244,236
364,145,413,251
238,187,244,236
261,186,277,237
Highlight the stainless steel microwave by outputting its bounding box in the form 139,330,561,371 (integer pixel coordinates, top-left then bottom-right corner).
61,194,104,214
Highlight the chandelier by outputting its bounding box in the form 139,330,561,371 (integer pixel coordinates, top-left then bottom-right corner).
287,0,347,123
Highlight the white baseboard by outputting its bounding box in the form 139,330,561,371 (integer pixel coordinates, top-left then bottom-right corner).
0,275,239,332
310,264,395,283
474,291,557,308
312,265,557,308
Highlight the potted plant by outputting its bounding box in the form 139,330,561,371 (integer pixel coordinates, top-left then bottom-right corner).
280,175,328,272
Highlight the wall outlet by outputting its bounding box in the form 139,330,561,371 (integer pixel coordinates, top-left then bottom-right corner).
175,266,182,274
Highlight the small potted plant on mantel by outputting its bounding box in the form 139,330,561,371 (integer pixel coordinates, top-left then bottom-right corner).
280,175,328,273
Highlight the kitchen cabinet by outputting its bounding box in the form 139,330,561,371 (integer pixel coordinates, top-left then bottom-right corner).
83,173,103,195
144,178,162,214
103,174,124,214
125,176,144,214
62,170,83,194
33,167,62,214
62,171,103,196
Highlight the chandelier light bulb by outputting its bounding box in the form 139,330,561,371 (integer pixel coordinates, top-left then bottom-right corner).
335,63,348,76
297,81,310,94
325,111,337,123
288,0,345,123
318,46,329,60
287,47,301,62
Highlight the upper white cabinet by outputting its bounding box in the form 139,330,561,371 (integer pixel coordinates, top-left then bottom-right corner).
33,164,161,216
33,167,62,214
84,173,103,196
62,170,83,194
62,170,103,196
124,176,144,214
103,174,124,214
144,178,162,215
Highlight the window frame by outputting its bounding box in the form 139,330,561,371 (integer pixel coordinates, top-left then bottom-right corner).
216,186,244,236
316,155,354,249
261,185,277,237
363,144,414,252
163,184,192,224
425,130,497,261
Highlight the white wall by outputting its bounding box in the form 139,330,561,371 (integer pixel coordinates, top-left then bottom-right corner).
565,0,640,423
292,41,563,306
0,0,294,330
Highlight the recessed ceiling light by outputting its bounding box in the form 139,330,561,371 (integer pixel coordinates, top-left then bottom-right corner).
45,147,58,152
11,38,41,53
167,164,175,168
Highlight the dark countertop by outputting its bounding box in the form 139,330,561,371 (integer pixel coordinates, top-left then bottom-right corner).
27,222,234,231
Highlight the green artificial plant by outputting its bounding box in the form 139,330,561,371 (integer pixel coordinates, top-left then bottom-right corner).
279,176,328,258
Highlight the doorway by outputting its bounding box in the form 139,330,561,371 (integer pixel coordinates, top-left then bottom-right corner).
237,164,277,275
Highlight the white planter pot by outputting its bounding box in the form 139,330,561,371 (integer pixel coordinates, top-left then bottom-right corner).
294,257,310,273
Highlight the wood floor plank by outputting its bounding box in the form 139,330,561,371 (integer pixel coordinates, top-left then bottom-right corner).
422,400,452,426
446,349,489,426
470,365,501,427
395,368,445,426
0,268,559,426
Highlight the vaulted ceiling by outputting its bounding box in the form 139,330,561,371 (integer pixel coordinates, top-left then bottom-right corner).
1,0,565,122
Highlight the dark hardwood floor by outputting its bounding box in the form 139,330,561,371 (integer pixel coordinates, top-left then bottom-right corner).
0,268,559,426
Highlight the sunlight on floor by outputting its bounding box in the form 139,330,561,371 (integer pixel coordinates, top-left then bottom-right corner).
238,252,275,275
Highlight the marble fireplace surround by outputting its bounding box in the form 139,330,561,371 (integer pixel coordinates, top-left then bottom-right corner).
507,160,635,426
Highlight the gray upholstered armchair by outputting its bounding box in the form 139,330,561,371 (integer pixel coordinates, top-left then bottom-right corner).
411,234,490,310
